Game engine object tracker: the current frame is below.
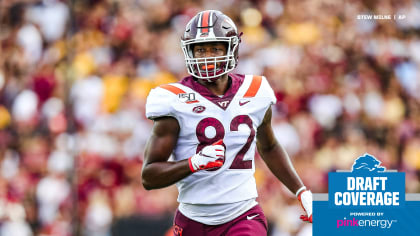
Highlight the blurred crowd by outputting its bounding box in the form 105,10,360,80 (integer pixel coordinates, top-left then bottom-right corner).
0,0,419,235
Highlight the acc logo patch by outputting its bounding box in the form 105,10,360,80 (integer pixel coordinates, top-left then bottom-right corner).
351,153,386,173
192,105,206,113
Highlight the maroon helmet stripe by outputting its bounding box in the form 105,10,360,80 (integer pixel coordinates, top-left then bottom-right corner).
201,11,210,33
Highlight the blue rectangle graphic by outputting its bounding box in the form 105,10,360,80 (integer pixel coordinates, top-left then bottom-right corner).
314,200,420,236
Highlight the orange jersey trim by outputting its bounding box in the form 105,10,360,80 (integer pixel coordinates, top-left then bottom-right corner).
159,84,186,95
159,84,199,104
243,75,262,98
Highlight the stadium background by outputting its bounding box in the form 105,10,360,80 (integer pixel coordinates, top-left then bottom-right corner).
0,0,419,235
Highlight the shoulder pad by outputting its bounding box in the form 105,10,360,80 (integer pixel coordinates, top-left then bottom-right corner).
243,75,276,104
145,84,182,119
260,76,277,105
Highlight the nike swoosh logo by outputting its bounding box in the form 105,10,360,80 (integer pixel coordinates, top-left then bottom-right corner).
247,214,259,220
239,100,250,106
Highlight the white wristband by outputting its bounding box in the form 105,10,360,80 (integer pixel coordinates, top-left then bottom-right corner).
296,186,307,197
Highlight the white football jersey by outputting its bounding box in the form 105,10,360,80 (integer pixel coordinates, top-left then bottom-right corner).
145,74,276,221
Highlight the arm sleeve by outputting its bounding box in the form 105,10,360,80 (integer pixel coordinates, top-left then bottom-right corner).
145,87,177,120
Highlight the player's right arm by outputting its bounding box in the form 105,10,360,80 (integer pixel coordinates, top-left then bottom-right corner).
141,116,192,190
142,86,225,190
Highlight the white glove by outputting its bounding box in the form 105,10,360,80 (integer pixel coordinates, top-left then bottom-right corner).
189,140,225,172
297,186,313,223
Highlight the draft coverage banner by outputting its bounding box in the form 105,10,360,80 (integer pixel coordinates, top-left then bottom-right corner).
313,153,420,235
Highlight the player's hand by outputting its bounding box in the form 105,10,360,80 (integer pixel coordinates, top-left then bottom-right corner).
297,187,312,223
188,140,225,172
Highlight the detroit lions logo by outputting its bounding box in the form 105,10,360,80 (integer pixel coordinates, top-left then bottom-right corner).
351,153,386,173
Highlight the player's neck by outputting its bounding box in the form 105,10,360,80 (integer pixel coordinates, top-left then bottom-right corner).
198,75,230,96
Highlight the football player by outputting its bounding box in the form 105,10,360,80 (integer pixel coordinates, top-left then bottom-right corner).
142,10,312,235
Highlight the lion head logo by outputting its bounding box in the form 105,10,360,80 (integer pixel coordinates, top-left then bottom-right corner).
351,153,386,173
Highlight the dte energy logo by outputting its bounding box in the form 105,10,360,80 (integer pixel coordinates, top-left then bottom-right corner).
328,153,405,232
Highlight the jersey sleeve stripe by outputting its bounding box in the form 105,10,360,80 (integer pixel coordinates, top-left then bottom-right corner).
159,84,186,95
243,75,262,98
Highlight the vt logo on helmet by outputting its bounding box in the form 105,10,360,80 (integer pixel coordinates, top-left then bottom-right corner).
181,10,241,82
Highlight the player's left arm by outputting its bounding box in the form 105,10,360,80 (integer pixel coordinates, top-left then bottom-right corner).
256,106,312,223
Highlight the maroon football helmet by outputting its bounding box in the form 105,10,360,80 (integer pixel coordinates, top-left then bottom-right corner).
181,10,241,82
